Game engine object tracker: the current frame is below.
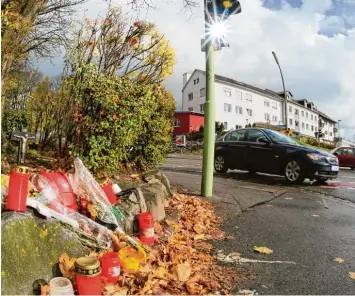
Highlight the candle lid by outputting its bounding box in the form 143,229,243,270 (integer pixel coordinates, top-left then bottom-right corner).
15,166,30,174
75,257,100,270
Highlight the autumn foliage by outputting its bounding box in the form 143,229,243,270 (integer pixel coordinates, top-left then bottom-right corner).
52,192,246,295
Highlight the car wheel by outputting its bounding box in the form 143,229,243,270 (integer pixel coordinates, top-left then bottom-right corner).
351,167,355,170
284,159,305,184
315,177,329,184
214,154,228,173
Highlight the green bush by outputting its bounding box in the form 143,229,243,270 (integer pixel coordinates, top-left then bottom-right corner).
1,110,28,140
72,75,175,173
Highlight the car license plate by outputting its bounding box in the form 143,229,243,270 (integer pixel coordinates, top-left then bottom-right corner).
331,165,339,172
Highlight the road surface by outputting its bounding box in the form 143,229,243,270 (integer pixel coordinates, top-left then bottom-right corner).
160,154,355,294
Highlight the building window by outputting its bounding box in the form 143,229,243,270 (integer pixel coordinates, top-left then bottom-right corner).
223,122,228,130
315,116,317,122
272,102,277,109
301,111,304,117
188,107,193,112
272,115,277,122
325,130,328,135
306,124,309,130
325,121,328,125
289,106,292,113
193,78,199,85
246,108,253,116
330,132,332,136
200,104,204,113
295,109,299,115
236,91,242,100
264,113,270,121
306,112,308,119
264,100,270,107
200,88,205,97
174,119,180,127
311,114,313,120
302,122,305,129
223,87,231,97
235,125,243,130
188,93,193,101
236,106,243,115
289,118,293,125
245,93,252,102
311,125,314,131
224,103,232,112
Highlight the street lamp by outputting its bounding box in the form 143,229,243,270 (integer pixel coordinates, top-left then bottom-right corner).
338,120,341,139
272,51,288,130
201,0,241,197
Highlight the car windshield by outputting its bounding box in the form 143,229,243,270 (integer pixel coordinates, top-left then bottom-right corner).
264,130,298,145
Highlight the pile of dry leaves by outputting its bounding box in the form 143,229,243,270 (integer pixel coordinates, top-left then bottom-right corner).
50,192,247,295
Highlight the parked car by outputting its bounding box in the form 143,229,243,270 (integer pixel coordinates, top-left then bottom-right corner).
331,147,355,170
214,128,339,184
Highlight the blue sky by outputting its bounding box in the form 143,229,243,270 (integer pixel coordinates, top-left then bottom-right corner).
263,0,355,36
36,0,355,140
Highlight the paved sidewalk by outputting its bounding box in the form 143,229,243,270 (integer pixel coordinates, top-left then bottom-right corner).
163,169,287,215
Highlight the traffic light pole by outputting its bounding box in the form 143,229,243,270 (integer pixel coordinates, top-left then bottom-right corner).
201,6,216,197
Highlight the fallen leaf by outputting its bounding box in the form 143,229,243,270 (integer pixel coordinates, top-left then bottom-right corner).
59,253,76,280
284,197,293,200
349,272,355,280
334,257,345,263
154,266,167,279
186,276,203,294
165,219,176,226
194,234,205,241
173,224,181,233
193,224,205,234
312,214,320,217
265,204,274,207
176,263,191,282
253,246,273,255
40,284,50,296
104,284,128,295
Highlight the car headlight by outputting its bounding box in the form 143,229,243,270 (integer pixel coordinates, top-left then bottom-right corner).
327,156,339,164
307,153,327,162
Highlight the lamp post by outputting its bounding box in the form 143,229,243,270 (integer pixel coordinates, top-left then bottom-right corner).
272,51,287,130
338,120,341,139
201,0,241,197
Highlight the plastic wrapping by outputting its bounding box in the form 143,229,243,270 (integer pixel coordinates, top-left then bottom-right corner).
33,175,112,249
72,158,119,227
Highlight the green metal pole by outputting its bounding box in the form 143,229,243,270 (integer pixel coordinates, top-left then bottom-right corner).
201,35,215,197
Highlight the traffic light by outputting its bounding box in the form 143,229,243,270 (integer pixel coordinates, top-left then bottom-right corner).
206,0,242,19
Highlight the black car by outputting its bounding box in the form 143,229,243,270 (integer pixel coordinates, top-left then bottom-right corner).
214,128,339,184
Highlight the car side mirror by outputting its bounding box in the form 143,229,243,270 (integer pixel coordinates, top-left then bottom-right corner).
258,138,269,144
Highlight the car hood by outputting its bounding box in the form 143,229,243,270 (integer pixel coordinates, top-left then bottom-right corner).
281,143,335,157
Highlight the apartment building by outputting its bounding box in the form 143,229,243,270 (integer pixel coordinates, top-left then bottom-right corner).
181,69,337,142
182,70,284,131
317,111,337,142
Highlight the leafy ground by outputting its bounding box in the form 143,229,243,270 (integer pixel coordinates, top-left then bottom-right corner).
45,191,251,295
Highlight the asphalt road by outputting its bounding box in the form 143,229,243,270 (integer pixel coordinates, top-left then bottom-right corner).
160,154,355,294
161,154,355,203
